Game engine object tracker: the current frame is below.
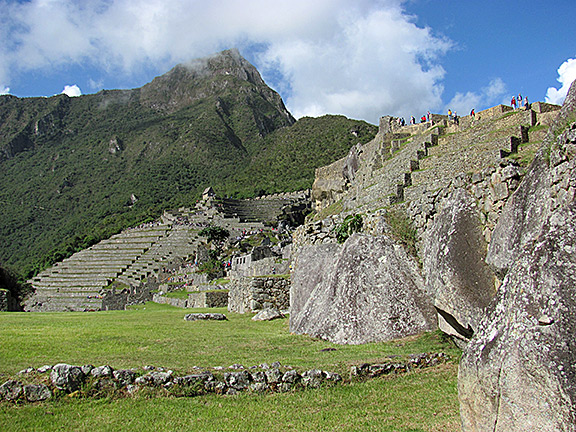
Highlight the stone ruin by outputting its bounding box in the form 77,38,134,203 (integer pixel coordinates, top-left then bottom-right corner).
23,189,308,313
290,86,576,429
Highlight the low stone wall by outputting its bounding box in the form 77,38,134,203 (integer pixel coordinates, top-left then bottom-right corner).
152,294,188,308
3,352,449,403
153,290,228,308
228,276,290,313
188,290,228,308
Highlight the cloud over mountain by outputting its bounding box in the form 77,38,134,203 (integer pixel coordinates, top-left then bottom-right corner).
0,0,451,122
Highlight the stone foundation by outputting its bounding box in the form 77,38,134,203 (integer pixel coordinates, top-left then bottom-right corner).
228,276,290,313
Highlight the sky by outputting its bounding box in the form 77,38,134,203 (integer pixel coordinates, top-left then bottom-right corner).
1,0,575,125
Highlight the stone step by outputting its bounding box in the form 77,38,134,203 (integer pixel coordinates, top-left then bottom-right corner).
33,279,109,288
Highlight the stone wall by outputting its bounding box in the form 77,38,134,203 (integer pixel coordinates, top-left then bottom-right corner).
188,290,228,308
101,280,157,311
152,290,228,308
228,276,290,313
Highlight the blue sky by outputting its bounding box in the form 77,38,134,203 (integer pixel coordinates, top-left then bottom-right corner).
1,0,575,124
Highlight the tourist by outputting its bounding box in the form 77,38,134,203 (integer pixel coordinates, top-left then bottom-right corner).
524,96,530,110
511,96,517,109
420,115,426,123
518,93,523,107
448,109,453,120
470,108,475,117
410,116,415,125
427,111,431,122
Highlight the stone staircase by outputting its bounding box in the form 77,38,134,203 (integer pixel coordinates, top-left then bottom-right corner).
341,106,559,213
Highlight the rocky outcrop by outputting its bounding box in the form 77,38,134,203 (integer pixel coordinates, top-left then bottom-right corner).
459,80,576,431
422,189,496,343
290,233,436,344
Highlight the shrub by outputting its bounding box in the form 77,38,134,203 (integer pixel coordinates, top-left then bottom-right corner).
334,214,363,243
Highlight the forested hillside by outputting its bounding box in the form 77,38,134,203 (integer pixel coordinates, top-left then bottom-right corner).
0,50,377,279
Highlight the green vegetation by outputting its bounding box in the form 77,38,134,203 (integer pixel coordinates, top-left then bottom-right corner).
334,214,364,243
198,226,230,244
383,208,418,258
0,365,459,432
0,55,377,285
210,278,230,285
164,288,189,299
0,306,461,431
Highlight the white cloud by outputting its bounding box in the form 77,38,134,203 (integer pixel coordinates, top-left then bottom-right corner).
61,84,81,97
546,58,576,105
0,86,9,95
445,78,508,116
0,0,452,122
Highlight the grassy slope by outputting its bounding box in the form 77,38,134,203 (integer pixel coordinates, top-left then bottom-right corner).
0,304,461,431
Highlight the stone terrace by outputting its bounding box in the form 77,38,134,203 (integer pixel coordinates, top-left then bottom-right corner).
23,195,304,311
327,103,560,215
24,225,169,312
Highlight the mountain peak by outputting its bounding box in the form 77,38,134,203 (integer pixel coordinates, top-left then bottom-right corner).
140,49,293,123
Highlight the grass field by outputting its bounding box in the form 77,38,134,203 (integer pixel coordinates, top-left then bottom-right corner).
0,303,462,431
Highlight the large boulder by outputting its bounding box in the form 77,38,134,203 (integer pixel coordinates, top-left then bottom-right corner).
290,233,436,344
459,80,576,431
459,203,576,431
422,188,496,342
486,148,551,278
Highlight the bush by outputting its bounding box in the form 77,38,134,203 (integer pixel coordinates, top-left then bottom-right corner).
334,214,363,243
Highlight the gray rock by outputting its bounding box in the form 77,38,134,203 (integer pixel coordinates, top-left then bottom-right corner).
290,234,436,344
113,369,136,386
251,371,267,383
486,148,551,278
324,371,342,382
249,382,269,393
126,384,138,394
184,313,227,321
135,370,173,387
265,368,283,384
460,204,576,430
93,377,117,391
23,384,52,402
50,364,85,392
251,308,284,321
224,371,251,390
460,82,576,431
18,367,35,375
301,369,325,388
0,380,22,401
422,189,496,341
282,369,301,384
81,365,94,375
91,365,113,378
37,365,52,374
175,371,214,386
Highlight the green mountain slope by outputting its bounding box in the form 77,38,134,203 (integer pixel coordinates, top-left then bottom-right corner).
0,50,377,278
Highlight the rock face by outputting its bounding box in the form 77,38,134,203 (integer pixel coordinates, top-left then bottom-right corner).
459,80,576,431
422,188,496,342
290,233,436,344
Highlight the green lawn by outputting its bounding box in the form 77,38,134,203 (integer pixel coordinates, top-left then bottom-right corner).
0,304,462,431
